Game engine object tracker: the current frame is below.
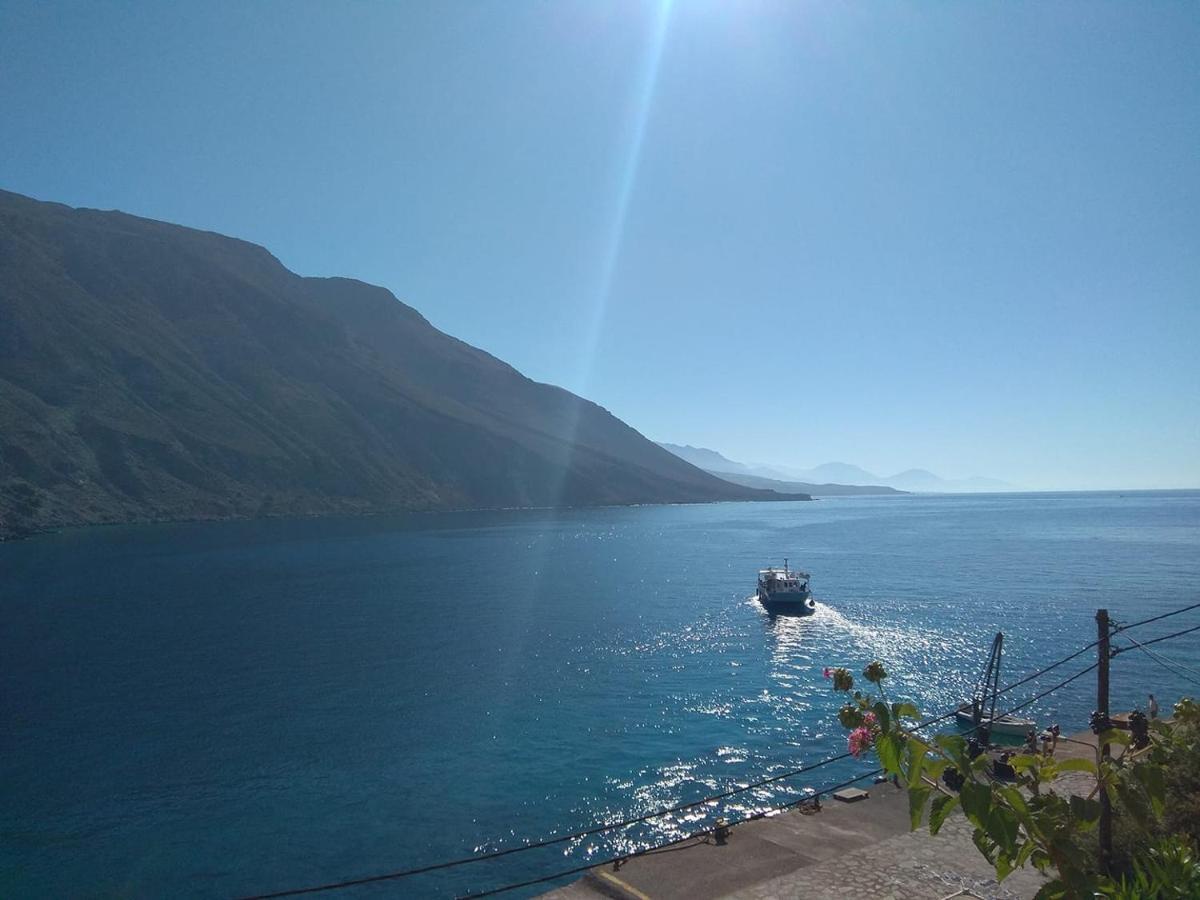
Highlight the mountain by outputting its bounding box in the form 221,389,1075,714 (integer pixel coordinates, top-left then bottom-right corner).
885,468,948,492
789,461,883,485
657,445,901,496
702,471,905,497
658,444,1013,494
656,443,754,476
0,189,809,539
791,463,1014,493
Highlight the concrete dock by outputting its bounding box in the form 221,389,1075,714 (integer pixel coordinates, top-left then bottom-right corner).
541,731,1109,900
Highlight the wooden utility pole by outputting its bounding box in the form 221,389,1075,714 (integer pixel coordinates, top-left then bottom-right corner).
1096,608,1112,876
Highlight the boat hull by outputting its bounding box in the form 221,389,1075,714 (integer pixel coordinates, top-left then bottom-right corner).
954,709,1035,739
758,591,816,616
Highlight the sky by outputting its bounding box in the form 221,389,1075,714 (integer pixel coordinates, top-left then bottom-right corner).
1,1,1197,490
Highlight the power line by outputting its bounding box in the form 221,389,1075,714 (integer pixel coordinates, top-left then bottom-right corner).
1113,601,1200,634
998,660,1098,718
1121,632,1200,688
1117,620,1200,651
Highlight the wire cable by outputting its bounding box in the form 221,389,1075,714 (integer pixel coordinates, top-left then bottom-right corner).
1113,621,1200,655
1113,601,1200,634
1118,631,1200,688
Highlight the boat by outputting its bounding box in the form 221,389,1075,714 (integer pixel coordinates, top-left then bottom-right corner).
955,632,1037,741
756,559,817,615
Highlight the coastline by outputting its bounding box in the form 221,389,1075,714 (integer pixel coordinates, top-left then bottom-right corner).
0,491,816,544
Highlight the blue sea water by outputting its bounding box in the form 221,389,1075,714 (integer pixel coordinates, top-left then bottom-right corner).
2,491,1199,898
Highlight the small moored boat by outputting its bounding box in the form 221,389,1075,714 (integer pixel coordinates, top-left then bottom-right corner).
956,632,1036,741
756,559,817,615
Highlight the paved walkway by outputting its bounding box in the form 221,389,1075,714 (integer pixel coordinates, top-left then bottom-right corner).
541,730,1113,900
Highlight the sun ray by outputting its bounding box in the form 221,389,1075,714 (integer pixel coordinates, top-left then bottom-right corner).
547,0,674,505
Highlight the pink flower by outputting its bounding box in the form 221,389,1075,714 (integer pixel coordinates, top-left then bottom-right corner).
848,726,875,758
823,667,832,679
863,711,877,726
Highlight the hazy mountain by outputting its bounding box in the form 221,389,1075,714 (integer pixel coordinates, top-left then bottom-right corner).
880,468,942,491
789,461,883,485
657,444,901,495
656,443,752,476
659,444,1013,494
793,463,1014,493
703,471,905,497
656,442,807,482
0,189,809,539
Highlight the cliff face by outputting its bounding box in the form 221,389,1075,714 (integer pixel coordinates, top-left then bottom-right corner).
0,190,802,538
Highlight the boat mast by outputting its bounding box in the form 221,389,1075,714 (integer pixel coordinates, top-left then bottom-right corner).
978,632,1004,744
984,633,1003,739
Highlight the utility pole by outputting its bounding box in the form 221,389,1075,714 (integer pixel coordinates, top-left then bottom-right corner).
1096,608,1112,876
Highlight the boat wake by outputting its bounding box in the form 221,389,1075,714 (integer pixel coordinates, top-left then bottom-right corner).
761,599,980,727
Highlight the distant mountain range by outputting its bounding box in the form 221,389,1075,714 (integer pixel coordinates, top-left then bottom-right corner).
657,445,902,496
658,443,1013,494
0,189,809,539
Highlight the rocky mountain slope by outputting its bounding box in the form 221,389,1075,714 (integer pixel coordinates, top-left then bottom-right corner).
0,190,805,538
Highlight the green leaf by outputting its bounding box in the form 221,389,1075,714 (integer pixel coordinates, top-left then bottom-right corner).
1008,753,1041,775
908,784,931,831
1069,794,1101,825
997,785,1027,811
1099,728,1131,747
985,806,1020,856
995,852,1014,882
872,700,891,734
1016,840,1036,870
959,781,992,828
972,826,998,863
929,793,959,834
935,732,964,752
876,732,902,774
1054,757,1098,775
1133,763,1166,816
893,701,920,720
925,757,948,781
905,737,927,784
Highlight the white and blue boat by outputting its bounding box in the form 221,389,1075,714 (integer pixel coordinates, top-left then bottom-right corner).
756,560,817,615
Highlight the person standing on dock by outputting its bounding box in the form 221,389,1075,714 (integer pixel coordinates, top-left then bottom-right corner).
1149,694,1160,719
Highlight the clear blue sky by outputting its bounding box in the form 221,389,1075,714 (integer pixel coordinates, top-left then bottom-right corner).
2,1,1197,490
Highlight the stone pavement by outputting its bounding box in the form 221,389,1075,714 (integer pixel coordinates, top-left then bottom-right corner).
541,779,1050,900
540,729,1116,900
725,808,1046,900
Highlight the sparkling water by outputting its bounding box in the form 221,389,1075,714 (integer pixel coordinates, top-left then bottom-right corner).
3,491,1198,897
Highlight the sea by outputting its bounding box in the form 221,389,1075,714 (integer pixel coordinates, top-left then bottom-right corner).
3,491,1199,898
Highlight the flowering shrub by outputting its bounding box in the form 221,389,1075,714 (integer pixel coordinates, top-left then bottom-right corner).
824,659,1195,900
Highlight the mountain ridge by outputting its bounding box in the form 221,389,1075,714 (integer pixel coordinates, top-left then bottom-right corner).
0,189,808,539
656,444,902,496
658,443,1013,494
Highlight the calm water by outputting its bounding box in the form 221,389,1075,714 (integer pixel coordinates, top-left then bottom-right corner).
3,492,1199,898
